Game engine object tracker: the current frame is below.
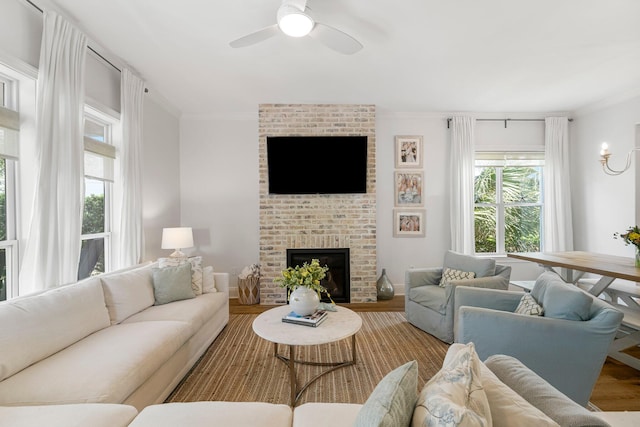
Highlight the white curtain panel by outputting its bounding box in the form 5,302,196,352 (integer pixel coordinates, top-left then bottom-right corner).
116,68,145,269
450,116,476,254
544,117,574,251
19,11,87,294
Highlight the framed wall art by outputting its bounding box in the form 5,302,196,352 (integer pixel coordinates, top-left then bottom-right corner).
395,135,423,168
394,171,424,206
393,209,426,238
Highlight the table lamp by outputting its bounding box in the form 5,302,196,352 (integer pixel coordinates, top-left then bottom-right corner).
161,227,194,258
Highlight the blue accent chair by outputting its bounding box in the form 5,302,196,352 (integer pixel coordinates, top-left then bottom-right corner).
454,271,624,406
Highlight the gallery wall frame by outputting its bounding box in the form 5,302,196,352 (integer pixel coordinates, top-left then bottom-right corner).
395,135,423,168
394,171,424,207
393,208,426,237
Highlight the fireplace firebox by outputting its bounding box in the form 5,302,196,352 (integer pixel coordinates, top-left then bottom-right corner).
287,248,350,303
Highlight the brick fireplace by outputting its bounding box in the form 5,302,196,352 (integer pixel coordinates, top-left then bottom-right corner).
258,104,377,304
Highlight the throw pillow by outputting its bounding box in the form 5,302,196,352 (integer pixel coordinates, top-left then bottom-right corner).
541,281,592,321
443,250,496,278
203,266,217,293
412,342,492,427
479,362,559,427
353,360,418,427
158,256,203,295
485,355,610,427
152,263,196,305
514,293,544,316
439,268,476,287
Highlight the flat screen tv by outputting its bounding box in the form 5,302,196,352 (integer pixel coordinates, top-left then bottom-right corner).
267,136,368,194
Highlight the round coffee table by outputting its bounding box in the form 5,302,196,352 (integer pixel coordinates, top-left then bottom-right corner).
252,305,362,406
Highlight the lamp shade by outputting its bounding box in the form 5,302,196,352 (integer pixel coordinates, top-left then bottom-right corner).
161,227,194,250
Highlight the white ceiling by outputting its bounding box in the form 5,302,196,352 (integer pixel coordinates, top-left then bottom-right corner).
49,0,640,116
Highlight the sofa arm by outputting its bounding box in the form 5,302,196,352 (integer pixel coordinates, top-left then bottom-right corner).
213,272,229,295
405,268,442,290
454,286,523,313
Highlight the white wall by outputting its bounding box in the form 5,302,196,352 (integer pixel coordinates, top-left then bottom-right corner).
0,0,182,269
179,115,259,276
179,111,549,290
571,97,640,256
142,98,181,261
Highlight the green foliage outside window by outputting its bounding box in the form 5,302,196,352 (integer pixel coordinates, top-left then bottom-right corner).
474,165,542,254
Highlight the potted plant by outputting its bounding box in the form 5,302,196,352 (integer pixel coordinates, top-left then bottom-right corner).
275,259,331,315
614,225,640,268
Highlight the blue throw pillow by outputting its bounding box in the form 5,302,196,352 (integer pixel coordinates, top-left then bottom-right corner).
353,360,418,427
542,281,592,321
152,263,196,305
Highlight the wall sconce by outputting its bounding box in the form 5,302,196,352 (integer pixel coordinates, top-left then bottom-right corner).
599,142,640,176
161,227,194,258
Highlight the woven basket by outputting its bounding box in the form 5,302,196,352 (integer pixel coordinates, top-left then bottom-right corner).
238,276,260,305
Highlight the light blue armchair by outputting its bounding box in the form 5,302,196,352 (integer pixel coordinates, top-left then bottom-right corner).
454,271,624,406
405,250,511,343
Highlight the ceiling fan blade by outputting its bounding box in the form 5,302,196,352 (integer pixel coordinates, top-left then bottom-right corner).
229,25,280,48
309,22,363,54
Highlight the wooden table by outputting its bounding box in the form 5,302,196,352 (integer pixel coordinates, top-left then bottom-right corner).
508,251,640,370
507,251,640,297
252,305,362,406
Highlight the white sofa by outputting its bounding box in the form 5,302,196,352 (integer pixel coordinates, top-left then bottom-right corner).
4,344,638,427
0,262,229,412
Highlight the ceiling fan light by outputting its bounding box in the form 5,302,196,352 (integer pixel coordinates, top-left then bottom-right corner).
277,6,314,37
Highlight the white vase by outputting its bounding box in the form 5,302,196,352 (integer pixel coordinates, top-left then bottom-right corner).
289,286,320,316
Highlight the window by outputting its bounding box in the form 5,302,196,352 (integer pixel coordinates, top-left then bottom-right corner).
0,73,18,301
474,152,544,255
78,110,115,280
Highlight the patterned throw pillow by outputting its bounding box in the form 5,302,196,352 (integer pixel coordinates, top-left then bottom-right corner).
353,360,418,427
412,342,492,427
439,268,476,287
158,256,203,295
514,293,544,316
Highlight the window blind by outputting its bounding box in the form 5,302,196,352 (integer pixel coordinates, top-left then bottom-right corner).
0,105,19,159
84,136,115,182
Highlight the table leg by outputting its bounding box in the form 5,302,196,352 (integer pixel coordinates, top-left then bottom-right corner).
289,345,296,406
352,334,357,365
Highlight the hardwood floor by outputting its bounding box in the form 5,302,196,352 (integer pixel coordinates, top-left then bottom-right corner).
230,296,640,411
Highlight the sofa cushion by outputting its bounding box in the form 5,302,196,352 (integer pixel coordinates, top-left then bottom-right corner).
122,292,227,336
0,278,110,382
129,402,292,427
152,263,196,305
100,265,155,324
485,354,611,427
542,281,592,321
353,360,418,427
0,320,192,405
514,293,544,316
409,285,447,314
0,404,138,427
293,403,362,427
444,251,496,279
413,342,491,427
439,268,476,287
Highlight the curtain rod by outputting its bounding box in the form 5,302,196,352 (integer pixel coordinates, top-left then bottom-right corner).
25,0,121,73
447,117,573,129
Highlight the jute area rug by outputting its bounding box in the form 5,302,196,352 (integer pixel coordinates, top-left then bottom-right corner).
167,312,449,406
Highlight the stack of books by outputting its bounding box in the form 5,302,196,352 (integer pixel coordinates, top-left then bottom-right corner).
282,309,328,327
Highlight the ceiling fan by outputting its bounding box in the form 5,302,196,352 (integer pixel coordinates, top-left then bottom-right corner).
229,0,363,55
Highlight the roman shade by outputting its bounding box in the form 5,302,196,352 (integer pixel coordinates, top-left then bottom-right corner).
0,105,19,159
